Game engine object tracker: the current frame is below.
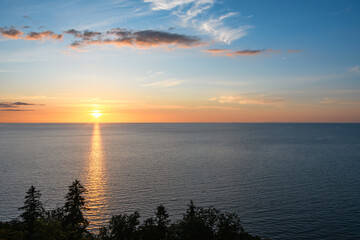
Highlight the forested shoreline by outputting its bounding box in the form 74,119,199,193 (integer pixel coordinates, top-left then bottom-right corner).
0,180,264,240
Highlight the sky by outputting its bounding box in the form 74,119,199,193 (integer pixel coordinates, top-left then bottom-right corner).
0,0,359,123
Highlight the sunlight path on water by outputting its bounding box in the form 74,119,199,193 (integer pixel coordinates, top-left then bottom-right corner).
85,123,110,231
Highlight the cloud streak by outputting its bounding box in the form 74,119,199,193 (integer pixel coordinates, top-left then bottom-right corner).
141,79,184,87
199,13,250,44
209,95,284,105
0,101,42,111
0,109,34,111
0,102,36,108
66,28,204,49
205,48,281,57
319,98,360,105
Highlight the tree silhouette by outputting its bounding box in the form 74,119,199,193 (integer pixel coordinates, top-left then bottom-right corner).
108,211,140,240
18,185,44,239
2,181,264,240
155,204,170,240
63,179,88,239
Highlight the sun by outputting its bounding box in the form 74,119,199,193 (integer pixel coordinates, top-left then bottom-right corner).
91,110,102,118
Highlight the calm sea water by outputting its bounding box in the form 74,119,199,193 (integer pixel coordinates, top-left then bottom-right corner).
0,123,359,239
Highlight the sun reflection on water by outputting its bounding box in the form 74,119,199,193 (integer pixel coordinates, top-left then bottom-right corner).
85,123,109,231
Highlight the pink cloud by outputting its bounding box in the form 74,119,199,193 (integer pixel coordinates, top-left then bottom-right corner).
24,31,63,40
0,27,23,39
0,27,62,41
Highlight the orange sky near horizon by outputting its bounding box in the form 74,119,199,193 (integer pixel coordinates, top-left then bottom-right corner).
1,100,359,123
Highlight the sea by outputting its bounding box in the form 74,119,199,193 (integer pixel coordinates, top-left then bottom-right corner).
0,123,359,239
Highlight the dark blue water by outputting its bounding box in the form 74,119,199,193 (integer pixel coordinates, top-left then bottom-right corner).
0,123,359,239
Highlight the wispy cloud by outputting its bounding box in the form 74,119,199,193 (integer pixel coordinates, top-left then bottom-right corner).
209,95,284,105
141,79,184,87
0,109,34,111
139,71,164,81
319,98,360,105
205,48,281,57
0,101,43,111
0,102,36,108
144,0,249,44
144,0,198,10
199,13,250,44
23,15,32,21
350,66,360,73
204,48,230,55
233,49,267,56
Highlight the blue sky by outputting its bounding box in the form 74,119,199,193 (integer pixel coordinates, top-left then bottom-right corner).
0,0,359,122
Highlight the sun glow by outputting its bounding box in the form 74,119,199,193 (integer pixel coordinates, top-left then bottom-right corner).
91,110,102,118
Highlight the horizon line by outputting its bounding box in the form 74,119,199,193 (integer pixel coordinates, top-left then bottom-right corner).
1,122,360,124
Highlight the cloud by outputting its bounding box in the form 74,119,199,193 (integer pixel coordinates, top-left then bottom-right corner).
0,109,34,111
0,27,23,39
199,13,250,44
23,15,32,20
64,29,102,40
204,48,231,55
205,48,281,57
209,95,284,105
12,102,36,106
0,102,36,108
0,27,62,41
350,66,360,73
319,98,360,105
139,71,164,81
233,49,264,56
144,0,249,44
144,0,197,10
24,31,63,40
0,26,201,49
178,0,214,23
66,28,204,49
0,103,13,108
141,79,184,87
288,49,302,53
0,101,41,111
204,48,230,53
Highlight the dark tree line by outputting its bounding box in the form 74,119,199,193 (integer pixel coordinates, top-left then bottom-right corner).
0,180,264,240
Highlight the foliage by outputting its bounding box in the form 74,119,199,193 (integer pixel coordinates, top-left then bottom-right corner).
63,179,89,239
0,180,264,240
18,185,44,239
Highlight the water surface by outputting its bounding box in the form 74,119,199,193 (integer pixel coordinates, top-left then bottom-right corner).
0,123,359,239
